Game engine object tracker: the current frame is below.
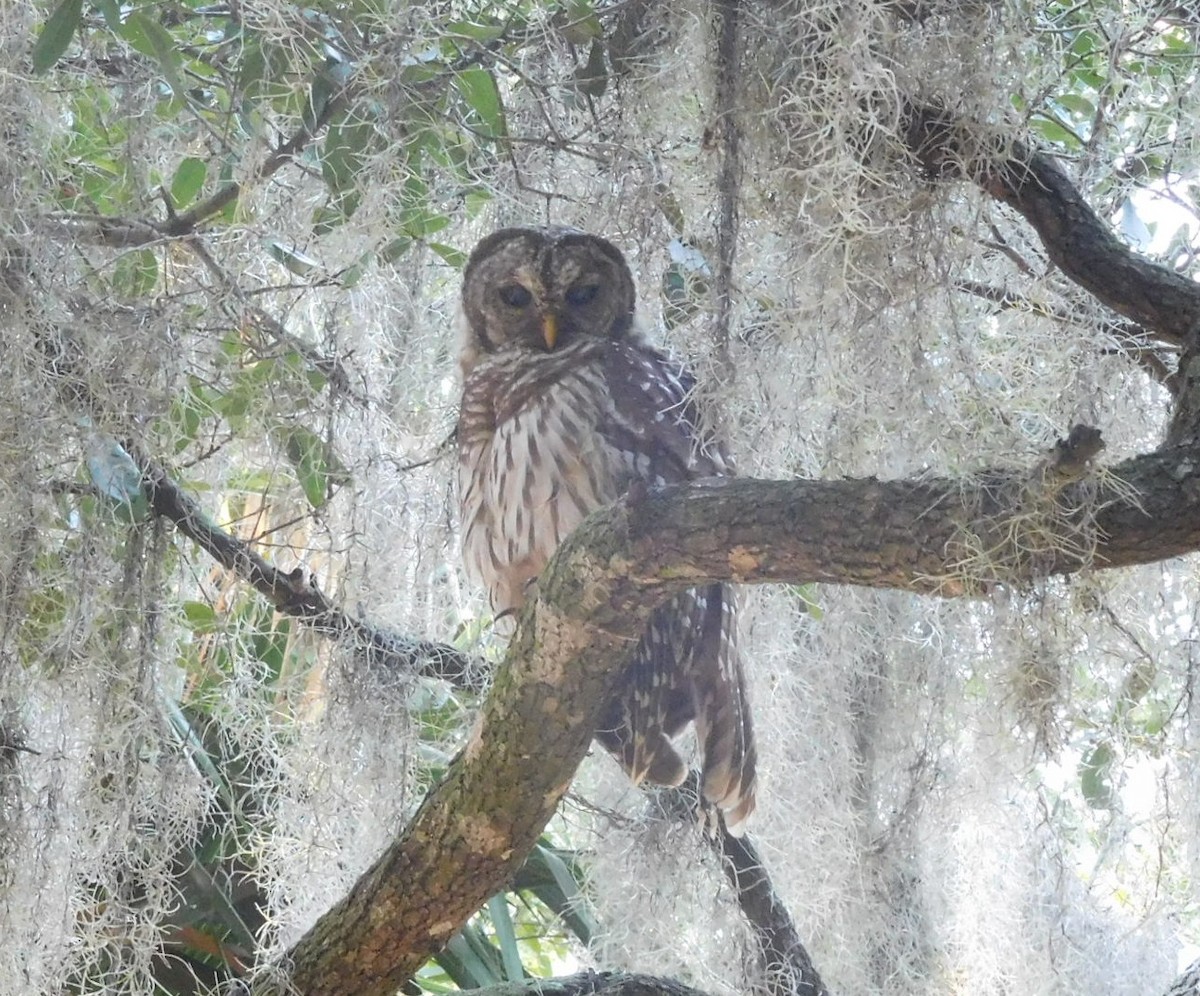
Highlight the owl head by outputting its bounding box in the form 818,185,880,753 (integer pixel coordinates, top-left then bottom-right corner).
459,226,637,373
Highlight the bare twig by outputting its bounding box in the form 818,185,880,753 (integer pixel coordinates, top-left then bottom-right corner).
711,0,741,374
953,279,1180,394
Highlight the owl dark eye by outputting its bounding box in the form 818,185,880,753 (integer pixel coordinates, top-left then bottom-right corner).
498,284,532,308
566,284,599,307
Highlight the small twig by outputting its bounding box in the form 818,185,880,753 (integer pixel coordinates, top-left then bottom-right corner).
953,279,1180,393
982,220,1038,275
185,235,360,399
395,430,457,473
711,0,741,375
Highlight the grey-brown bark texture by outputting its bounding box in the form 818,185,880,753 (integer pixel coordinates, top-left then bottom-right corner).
258,433,1200,995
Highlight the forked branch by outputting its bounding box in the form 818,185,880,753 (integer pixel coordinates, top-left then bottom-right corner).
272,430,1200,995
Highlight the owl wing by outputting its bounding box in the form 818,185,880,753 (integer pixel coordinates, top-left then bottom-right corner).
592,344,757,832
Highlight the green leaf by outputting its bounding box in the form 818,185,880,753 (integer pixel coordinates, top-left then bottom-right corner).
791,583,824,620
1029,116,1078,148
464,188,492,218
182,600,220,634
439,928,502,988
312,191,363,235
121,12,186,96
111,249,159,299
518,843,597,945
1079,741,1115,809
338,252,373,288
486,896,524,981
555,0,603,43
276,424,347,510
171,157,208,208
446,19,508,43
321,114,378,192
428,242,466,268
266,241,321,276
252,617,290,684
1068,29,1099,60
1056,93,1095,118
93,0,120,30
380,237,413,263
455,68,505,138
32,0,83,74
159,377,212,453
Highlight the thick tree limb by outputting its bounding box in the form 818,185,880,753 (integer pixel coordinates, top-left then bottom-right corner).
277,520,656,994
602,440,1199,596
902,101,1200,348
272,433,1200,995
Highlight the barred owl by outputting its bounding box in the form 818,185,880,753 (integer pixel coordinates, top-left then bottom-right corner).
456,226,756,831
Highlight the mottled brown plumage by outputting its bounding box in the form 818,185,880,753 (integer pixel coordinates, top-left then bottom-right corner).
456,226,755,831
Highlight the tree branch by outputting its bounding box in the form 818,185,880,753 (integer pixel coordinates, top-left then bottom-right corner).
602,437,1198,596
953,279,1180,394
655,779,829,996
718,828,829,996
270,430,1200,995
901,101,1200,348
137,455,489,692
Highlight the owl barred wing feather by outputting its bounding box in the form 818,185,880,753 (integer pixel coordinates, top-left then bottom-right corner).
456,226,756,831
590,348,756,828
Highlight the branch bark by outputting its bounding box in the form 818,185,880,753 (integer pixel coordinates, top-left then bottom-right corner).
654,779,829,996
719,828,829,996
269,432,1200,995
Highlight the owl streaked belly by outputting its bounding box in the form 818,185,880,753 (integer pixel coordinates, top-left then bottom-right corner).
459,352,631,616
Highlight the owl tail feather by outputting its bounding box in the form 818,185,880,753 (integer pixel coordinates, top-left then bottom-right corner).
693,588,758,836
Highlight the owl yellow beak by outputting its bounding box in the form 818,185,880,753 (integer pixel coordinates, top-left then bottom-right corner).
541,312,558,350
